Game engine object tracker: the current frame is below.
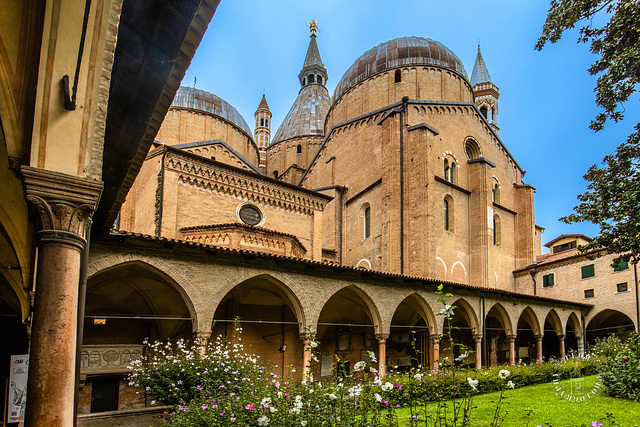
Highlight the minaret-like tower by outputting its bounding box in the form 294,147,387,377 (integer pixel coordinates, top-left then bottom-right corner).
471,44,500,133
298,20,328,89
254,94,271,171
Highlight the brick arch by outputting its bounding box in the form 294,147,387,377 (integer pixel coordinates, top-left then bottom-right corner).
544,309,564,335
450,297,479,334
87,253,202,333
311,283,382,335
566,312,582,337
485,301,514,335
213,269,309,335
516,306,542,336
384,292,437,336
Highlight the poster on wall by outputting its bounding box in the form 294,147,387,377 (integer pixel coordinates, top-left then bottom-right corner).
7,354,29,423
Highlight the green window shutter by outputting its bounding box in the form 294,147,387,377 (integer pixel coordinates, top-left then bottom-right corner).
614,260,629,272
549,273,554,286
581,264,595,279
543,274,555,287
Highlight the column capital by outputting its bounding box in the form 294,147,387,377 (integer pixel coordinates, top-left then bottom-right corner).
299,331,315,342
506,334,517,342
22,166,103,243
375,333,389,341
473,334,483,342
535,334,543,341
557,334,565,340
430,335,440,346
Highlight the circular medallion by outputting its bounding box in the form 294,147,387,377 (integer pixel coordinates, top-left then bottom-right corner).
551,360,602,402
238,204,263,226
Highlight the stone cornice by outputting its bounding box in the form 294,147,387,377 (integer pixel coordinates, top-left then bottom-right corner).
165,151,330,215
21,166,103,240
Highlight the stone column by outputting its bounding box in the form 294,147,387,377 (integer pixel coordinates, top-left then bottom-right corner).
473,334,482,368
536,335,543,363
430,335,440,371
489,336,498,367
376,334,389,377
577,335,585,356
507,335,516,366
22,167,102,427
558,334,565,359
300,333,313,379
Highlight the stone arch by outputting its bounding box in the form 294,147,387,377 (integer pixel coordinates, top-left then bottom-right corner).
543,309,563,360
388,293,437,369
544,309,563,335
215,270,308,334
435,256,447,279
517,306,541,335
464,137,482,159
356,259,372,270
566,312,582,337
485,302,514,335
314,283,382,335
586,309,636,345
449,298,479,333
88,252,205,331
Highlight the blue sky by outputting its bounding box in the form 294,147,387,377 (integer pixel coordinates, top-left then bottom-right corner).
183,0,638,253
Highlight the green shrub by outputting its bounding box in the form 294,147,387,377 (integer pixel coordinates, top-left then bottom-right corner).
600,332,640,401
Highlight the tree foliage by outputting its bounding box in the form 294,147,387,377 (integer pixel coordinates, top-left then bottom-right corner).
537,0,640,264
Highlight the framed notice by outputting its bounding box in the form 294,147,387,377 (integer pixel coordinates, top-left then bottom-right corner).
321,352,333,377
7,354,29,423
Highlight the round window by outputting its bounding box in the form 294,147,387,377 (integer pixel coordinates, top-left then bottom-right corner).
238,204,262,226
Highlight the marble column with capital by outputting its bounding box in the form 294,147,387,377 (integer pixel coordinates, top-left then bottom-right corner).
558,334,565,359
21,167,102,427
300,333,313,379
507,335,516,366
473,334,482,368
430,335,440,371
375,334,388,377
535,335,543,363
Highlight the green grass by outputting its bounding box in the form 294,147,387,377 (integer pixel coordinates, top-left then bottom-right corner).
396,376,640,426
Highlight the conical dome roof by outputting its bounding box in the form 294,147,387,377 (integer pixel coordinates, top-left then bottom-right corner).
272,34,330,144
470,44,492,86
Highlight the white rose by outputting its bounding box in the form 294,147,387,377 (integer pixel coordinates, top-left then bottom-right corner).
467,377,479,391
498,369,510,380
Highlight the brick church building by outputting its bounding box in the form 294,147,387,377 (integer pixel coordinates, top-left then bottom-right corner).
0,4,636,425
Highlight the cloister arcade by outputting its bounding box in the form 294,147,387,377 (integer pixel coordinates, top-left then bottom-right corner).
82,238,623,381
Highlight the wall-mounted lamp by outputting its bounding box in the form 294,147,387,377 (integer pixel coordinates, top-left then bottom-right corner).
279,345,287,352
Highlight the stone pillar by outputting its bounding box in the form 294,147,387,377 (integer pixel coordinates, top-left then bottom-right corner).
558,334,565,359
577,335,585,356
194,331,212,356
376,334,388,377
22,167,102,427
430,335,440,371
301,334,313,379
473,334,482,368
507,335,516,366
489,336,498,367
536,335,543,362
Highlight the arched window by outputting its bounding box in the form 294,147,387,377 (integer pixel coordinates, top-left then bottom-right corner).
364,206,371,239
395,69,401,83
480,106,488,119
317,75,323,84
303,78,306,85
493,214,501,246
296,144,302,154
464,138,482,160
265,118,268,127
444,158,456,183
260,118,264,126
273,171,278,179
444,196,453,231
492,182,500,203
308,75,315,83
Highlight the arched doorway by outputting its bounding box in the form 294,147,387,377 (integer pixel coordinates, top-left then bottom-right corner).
543,310,562,361
586,309,635,346
485,303,512,366
316,286,379,378
212,275,304,377
441,299,477,367
516,307,540,364
82,262,195,414
389,294,435,370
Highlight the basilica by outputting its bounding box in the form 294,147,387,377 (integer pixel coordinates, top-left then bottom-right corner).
0,3,636,425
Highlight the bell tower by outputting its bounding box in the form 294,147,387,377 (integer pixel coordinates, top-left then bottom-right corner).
254,94,271,171
471,44,500,133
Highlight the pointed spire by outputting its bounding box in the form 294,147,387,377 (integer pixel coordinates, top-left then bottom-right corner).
257,93,269,110
470,44,492,87
298,21,328,88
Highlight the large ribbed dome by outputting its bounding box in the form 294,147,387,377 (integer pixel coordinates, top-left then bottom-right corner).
333,37,467,102
271,85,331,144
171,86,252,136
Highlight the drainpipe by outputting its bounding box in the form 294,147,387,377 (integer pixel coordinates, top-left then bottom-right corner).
399,96,409,274
634,260,639,332
482,297,487,367
157,149,167,236
73,230,90,426
338,186,346,265
530,267,537,296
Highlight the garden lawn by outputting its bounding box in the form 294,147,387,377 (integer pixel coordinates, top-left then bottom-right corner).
397,376,640,426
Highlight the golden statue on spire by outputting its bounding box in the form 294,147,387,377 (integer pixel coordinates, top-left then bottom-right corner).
307,19,319,36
